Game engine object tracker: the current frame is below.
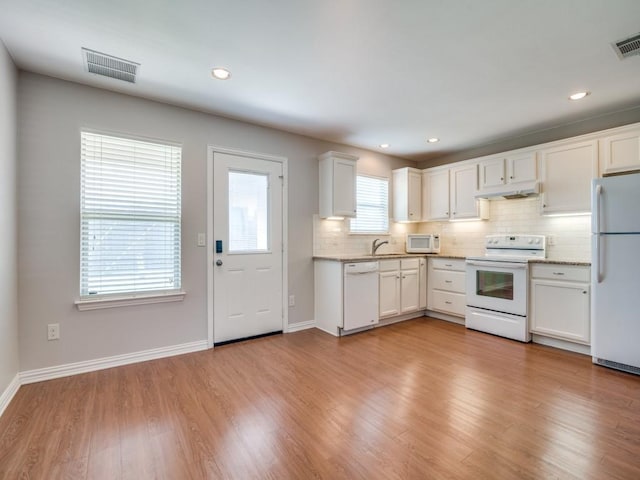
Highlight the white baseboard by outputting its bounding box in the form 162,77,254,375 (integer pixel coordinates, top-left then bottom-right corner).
532,334,591,356
20,340,209,385
286,319,316,333
0,373,21,418
425,310,465,325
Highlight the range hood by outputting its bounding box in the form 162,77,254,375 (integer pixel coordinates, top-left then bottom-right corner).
475,181,540,200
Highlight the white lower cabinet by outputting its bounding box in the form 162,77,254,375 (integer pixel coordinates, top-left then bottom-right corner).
529,264,590,345
379,258,424,319
379,265,400,318
427,257,466,317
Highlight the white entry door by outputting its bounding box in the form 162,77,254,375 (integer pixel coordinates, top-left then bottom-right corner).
212,150,285,344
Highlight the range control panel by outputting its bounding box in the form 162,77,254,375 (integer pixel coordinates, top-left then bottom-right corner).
484,235,547,258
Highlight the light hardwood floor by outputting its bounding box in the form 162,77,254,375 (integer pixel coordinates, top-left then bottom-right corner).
1,318,639,479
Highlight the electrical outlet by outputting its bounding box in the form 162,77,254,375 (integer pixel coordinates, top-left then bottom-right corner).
547,235,556,246
288,295,295,307
197,233,206,247
47,323,60,341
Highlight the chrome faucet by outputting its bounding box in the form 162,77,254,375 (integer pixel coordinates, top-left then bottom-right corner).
371,238,389,255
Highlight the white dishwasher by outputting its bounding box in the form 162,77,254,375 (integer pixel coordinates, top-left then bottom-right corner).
343,261,379,332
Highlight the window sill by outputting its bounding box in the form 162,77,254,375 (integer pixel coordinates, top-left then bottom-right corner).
348,232,391,236
75,291,186,311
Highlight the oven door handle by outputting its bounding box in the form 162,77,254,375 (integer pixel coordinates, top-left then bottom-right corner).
465,260,528,269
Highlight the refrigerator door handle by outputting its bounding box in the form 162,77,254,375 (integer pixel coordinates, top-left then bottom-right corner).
595,184,603,283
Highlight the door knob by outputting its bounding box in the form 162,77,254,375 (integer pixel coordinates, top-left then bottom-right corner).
216,259,223,266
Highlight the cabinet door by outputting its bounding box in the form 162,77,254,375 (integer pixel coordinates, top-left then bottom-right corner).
419,258,427,310
422,169,450,221
333,158,357,217
479,157,506,189
450,164,479,219
400,268,419,313
379,270,400,318
530,280,590,344
393,168,422,222
507,152,537,184
407,169,422,220
601,129,640,175
540,140,597,215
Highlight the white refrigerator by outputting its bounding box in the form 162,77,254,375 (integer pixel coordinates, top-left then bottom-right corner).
592,172,640,374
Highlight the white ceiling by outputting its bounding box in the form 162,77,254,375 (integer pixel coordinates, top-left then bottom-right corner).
2,0,640,161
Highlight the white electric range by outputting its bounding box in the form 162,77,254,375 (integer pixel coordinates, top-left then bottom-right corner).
465,234,546,342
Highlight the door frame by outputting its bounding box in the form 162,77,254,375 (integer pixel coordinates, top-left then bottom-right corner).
206,145,288,348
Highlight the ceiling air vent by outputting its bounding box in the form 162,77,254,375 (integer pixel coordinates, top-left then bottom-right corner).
612,33,640,60
82,48,140,83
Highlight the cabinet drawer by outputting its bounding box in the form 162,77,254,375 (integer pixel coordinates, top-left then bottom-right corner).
430,290,465,316
430,257,465,272
431,270,465,293
530,264,590,282
379,259,400,272
401,258,420,270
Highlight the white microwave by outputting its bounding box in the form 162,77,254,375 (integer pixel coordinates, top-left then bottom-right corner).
406,234,440,254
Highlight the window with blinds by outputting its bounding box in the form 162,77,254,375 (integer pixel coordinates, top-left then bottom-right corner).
350,175,389,234
80,131,182,297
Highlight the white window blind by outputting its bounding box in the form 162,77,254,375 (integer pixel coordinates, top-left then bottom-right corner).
80,132,182,297
350,175,389,234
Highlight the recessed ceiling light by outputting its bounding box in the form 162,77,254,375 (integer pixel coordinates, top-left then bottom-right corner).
379,143,390,149
569,91,589,101
211,67,231,80
427,137,440,143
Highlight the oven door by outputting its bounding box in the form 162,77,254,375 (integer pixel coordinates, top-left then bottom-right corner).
465,260,528,316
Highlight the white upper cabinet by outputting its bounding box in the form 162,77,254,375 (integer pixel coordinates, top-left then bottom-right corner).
450,163,484,220
478,151,538,196
601,127,640,176
422,168,450,221
318,151,358,218
422,164,488,221
539,140,597,215
479,157,506,189
392,167,422,222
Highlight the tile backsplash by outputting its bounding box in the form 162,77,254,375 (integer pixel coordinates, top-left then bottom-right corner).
313,196,591,261
313,215,418,256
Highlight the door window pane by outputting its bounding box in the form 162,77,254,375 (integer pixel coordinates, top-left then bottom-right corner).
228,171,269,252
476,270,514,300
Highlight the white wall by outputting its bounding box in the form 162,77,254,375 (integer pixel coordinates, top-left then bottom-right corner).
17,72,413,371
0,41,19,394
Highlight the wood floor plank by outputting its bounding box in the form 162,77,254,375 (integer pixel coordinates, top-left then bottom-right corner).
2,318,640,479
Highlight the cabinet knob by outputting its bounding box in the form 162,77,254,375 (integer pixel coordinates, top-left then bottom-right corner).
500,177,504,181
510,176,513,179
583,291,587,294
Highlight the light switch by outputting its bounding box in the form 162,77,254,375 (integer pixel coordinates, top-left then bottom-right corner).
197,233,206,247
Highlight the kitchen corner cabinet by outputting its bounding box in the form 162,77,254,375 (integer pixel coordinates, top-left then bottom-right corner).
601,127,640,176
479,151,537,190
422,165,488,222
318,151,358,218
539,140,597,215
392,167,422,222
427,258,466,317
530,264,590,345
379,258,421,318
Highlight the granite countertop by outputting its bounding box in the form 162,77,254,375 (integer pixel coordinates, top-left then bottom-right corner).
528,259,591,266
313,253,589,265
313,253,465,262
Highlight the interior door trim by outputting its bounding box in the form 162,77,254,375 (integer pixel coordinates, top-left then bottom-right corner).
206,145,289,349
